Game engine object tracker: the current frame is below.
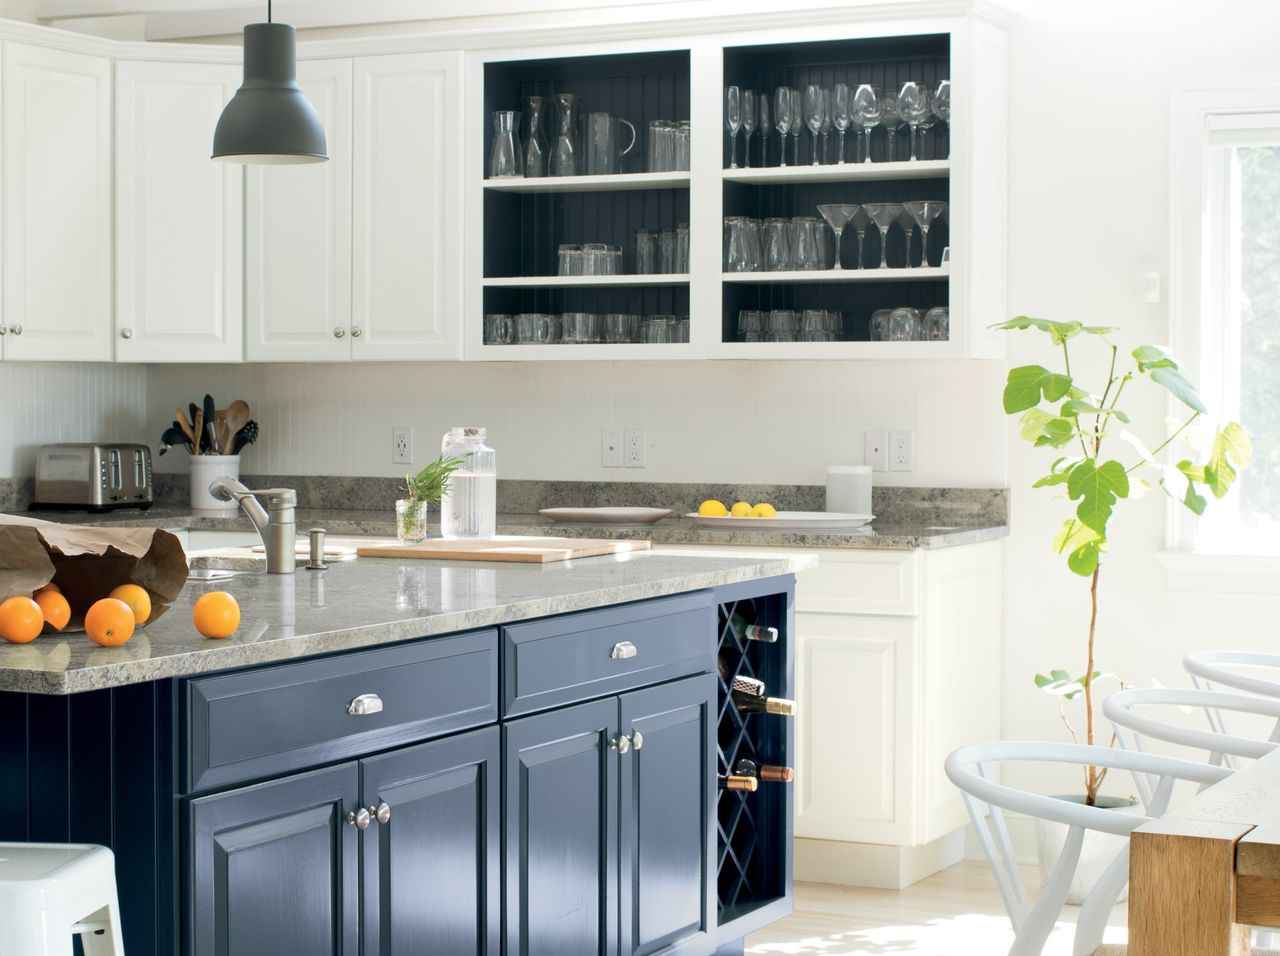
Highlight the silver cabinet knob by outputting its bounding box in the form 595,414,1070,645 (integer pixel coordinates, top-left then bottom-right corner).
0,325,6,335
371,802,391,825
346,808,371,830
120,328,133,340
350,327,363,338
9,324,22,335
610,641,638,660
631,730,644,751
333,327,346,339
610,734,631,755
347,693,383,716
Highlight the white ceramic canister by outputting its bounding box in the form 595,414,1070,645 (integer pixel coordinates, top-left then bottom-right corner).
826,465,872,515
190,454,240,512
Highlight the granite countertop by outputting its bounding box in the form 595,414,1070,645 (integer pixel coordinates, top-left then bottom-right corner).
0,550,815,696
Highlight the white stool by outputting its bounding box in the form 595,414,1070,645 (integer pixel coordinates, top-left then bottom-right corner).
0,843,125,956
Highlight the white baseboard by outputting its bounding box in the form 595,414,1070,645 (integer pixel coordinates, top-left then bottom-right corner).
794,830,967,890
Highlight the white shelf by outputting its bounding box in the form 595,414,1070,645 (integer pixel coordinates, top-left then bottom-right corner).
482,274,689,288
482,171,690,193
722,160,950,185
722,267,949,283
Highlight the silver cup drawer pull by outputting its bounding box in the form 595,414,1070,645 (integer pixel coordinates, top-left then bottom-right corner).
610,641,638,661
347,693,384,717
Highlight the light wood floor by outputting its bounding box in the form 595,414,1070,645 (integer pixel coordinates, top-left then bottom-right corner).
745,861,1128,955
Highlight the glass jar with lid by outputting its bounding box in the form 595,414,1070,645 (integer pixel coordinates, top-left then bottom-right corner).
440,427,496,538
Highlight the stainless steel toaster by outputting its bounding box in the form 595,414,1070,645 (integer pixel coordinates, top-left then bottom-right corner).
32,443,154,511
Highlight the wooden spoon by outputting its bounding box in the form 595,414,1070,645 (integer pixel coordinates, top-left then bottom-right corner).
193,409,204,456
175,407,196,446
224,400,251,449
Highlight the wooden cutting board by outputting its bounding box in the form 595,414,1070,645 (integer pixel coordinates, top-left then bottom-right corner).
355,536,652,564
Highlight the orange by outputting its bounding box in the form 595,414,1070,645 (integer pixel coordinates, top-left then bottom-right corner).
193,592,240,639
34,582,61,596
0,596,44,644
34,590,71,632
85,598,136,647
108,584,152,625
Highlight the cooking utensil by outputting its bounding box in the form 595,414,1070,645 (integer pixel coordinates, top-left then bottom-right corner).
158,425,189,457
193,409,204,457
224,400,251,449
202,395,217,452
175,408,196,446
231,420,258,455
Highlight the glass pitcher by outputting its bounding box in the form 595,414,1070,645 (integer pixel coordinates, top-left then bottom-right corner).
522,96,548,178
489,111,522,179
550,92,578,177
440,427,496,539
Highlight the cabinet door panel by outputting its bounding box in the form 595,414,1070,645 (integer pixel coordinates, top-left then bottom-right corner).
504,697,618,956
2,42,111,361
246,58,353,362
115,59,243,362
352,51,461,360
361,726,500,956
620,675,716,956
187,762,359,956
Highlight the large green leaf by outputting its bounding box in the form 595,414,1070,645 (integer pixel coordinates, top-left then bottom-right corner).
1032,457,1083,488
1067,540,1103,575
1150,366,1208,414
1003,365,1074,413
1061,398,1131,423
991,316,1084,344
1052,518,1104,575
1132,344,1182,372
1019,409,1076,449
1206,422,1253,498
1067,459,1130,533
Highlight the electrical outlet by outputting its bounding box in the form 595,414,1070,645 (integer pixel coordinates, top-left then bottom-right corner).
392,426,413,465
58,422,76,442
889,430,914,472
864,430,889,472
623,428,646,468
601,427,623,468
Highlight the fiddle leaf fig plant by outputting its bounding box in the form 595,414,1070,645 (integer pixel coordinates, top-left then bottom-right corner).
994,317,1253,805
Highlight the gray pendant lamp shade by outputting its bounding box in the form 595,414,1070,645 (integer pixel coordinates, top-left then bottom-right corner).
212,21,327,164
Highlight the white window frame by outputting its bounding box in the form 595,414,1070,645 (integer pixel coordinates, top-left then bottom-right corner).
1164,83,1280,590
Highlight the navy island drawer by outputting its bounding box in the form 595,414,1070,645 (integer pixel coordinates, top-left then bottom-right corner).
502,592,715,717
183,629,498,792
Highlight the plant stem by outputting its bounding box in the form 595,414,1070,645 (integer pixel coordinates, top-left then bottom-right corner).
1127,412,1201,474
1062,340,1092,459
1084,566,1101,805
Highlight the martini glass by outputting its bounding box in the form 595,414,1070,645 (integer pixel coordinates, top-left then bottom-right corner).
903,200,947,267
897,205,918,268
880,92,904,161
897,81,932,161
849,205,871,268
817,204,859,271
852,84,880,164
861,203,902,269
933,79,951,158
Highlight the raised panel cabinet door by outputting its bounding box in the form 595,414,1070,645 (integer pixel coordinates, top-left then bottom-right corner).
1,42,111,362
115,59,243,362
504,697,619,956
619,675,716,956
246,57,353,362
352,51,462,360
187,762,359,956
360,726,501,956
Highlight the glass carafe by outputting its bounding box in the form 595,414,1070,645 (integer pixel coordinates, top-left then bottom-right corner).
440,427,496,539
489,111,522,179
550,92,578,177
522,96,548,178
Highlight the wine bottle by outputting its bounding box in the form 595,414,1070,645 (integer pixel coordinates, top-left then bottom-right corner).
718,774,758,792
733,756,795,783
730,611,778,644
731,689,795,716
730,674,766,697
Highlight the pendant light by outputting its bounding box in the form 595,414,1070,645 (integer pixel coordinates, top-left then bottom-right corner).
212,0,327,164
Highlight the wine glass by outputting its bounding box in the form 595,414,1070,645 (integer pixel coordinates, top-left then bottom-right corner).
725,85,742,169
897,81,932,161
757,92,771,166
804,84,823,166
903,200,948,267
933,79,951,158
831,83,851,164
774,85,794,167
817,204,859,271
789,88,803,166
879,92,904,162
849,204,871,268
818,88,833,164
851,84,880,165
861,202,902,268
741,89,757,168
897,205,919,268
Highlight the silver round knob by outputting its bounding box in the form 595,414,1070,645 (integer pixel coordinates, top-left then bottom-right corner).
372,802,391,825
346,808,371,830
631,730,644,751
351,327,363,338
333,327,346,339
610,734,631,755
10,324,22,336
0,326,6,335
120,328,133,340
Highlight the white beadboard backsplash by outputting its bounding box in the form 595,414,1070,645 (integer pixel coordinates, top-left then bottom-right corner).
0,363,149,478
144,360,1007,486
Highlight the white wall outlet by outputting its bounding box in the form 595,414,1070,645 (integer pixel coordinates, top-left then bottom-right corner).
59,422,76,442
889,430,915,472
601,427,623,468
864,430,889,472
623,428,646,468
392,426,413,465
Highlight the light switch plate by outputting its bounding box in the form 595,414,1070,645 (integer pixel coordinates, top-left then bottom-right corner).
864,430,889,472
601,427,623,468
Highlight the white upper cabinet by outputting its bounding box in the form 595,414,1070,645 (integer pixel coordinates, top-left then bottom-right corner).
114,59,243,363
246,58,353,363
2,42,112,362
352,51,462,361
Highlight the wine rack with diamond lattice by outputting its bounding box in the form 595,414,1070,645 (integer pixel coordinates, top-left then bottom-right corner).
714,576,795,940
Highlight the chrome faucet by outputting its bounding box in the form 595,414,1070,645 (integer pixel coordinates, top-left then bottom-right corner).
208,476,297,574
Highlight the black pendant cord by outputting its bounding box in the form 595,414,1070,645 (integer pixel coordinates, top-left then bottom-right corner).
267,0,272,23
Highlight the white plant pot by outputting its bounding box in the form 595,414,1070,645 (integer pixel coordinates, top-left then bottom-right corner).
1035,794,1138,905
189,454,240,513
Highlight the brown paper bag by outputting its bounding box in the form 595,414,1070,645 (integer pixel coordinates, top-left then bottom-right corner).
0,515,188,628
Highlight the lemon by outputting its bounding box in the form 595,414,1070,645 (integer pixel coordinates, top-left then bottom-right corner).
751,502,777,518
698,499,729,517
731,501,753,518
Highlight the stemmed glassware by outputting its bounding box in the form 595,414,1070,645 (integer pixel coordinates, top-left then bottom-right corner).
849,205,871,268
741,89,757,168
757,92,771,166
902,200,948,267
818,88,832,164
725,86,742,169
831,83,851,164
803,85,823,166
789,88,803,166
897,206,918,267
817,204,859,271
933,79,951,158
852,84,880,165
879,92,904,162
897,81,932,161
861,202,903,268
774,86,794,167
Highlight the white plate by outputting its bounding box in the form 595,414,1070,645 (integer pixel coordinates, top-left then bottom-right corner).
539,507,673,525
685,511,874,531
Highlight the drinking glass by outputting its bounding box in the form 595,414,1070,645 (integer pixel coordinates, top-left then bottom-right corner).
581,242,608,276
790,217,818,270
818,88,833,164
741,90,757,168
675,120,691,171
676,223,690,273
852,84,880,165
817,204,859,271
801,309,829,341
566,312,603,344
489,110,522,178
903,200,948,266
634,230,658,274
725,86,742,169
557,243,583,276
605,312,633,343
888,307,921,341
831,83,851,164
757,93,771,166
880,92,904,161
550,92,577,176
849,205,871,269
803,84,823,166
774,86,794,167
923,306,949,341
724,217,761,272
603,245,622,275
483,313,514,344
659,230,677,274
515,313,539,344
763,217,793,271
647,120,674,172
540,314,562,344
737,310,764,342
933,80,951,158
897,82,932,161
645,316,676,343
861,202,903,268
521,96,548,177
868,308,892,341
768,309,799,338
676,317,690,343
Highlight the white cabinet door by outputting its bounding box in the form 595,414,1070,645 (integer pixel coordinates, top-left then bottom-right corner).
2,42,112,362
115,59,243,363
352,51,462,361
246,58,353,362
